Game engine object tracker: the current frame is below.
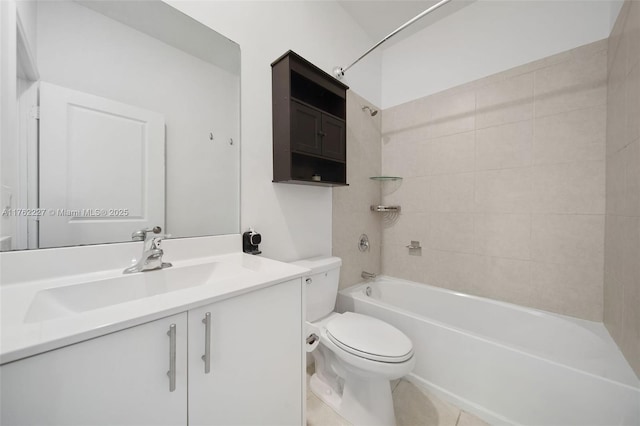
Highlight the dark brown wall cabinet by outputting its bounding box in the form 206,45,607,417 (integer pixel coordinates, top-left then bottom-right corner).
272,50,349,186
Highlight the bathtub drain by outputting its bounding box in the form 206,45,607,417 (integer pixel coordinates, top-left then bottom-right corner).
365,286,372,297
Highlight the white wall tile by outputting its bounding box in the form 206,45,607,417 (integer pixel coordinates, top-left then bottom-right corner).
626,65,640,145
424,90,476,139
382,139,421,178
474,213,531,260
531,214,605,267
604,271,625,343
333,91,382,289
624,140,640,216
379,40,609,324
621,218,640,373
627,2,640,73
476,256,533,307
420,132,475,175
424,173,475,213
429,250,483,294
533,105,606,165
427,213,475,253
535,48,607,117
476,120,532,170
382,212,429,246
476,73,534,129
606,148,627,215
382,176,429,213
531,161,605,214
475,168,532,213
606,76,628,156
382,244,432,284
532,260,603,320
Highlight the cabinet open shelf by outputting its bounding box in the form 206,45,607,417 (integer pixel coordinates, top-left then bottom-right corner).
290,75,345,119
286,152,347,186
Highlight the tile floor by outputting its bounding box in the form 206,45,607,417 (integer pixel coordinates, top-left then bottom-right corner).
306,365,491,426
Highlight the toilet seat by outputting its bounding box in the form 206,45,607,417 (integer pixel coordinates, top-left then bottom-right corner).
326,312,413,363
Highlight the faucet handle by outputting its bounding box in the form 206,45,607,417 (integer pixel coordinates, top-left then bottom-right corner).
131,226,163,241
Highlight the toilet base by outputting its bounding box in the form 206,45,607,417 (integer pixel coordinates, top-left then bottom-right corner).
310,372,396,426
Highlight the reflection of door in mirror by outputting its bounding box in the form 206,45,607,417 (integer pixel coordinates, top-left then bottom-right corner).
1,0,241,251
38,82,165,248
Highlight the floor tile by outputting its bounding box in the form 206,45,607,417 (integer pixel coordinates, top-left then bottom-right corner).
456,410,491,426
305,372,491,426
392,380,461,426
306,394,352,426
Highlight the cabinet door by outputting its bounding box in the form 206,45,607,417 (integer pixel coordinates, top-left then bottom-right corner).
291,101,322,156
321,114,346,161
0,313,188,426
189,280,303,426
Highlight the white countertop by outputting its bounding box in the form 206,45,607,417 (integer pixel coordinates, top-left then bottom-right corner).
0,252,309,364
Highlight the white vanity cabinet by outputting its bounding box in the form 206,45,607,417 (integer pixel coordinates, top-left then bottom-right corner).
188,279,303,426
0,313,188,426
0,278,303,426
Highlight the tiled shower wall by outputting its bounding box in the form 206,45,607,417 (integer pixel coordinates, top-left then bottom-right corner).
380,40,607,321
332,91,382,290
605,0,640,376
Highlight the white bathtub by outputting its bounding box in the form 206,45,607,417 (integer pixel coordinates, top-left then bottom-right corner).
336,276,640,426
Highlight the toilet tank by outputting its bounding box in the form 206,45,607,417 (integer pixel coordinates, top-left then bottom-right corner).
291,256,342,322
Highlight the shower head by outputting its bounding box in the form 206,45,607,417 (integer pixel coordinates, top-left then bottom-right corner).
362,105,378,116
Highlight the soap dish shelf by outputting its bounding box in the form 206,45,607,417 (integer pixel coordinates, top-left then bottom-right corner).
370,205,401,213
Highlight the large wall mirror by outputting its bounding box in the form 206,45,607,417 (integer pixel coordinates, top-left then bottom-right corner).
0,0,240,251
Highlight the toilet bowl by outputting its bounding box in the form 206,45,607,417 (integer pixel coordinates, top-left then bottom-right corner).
308,312,415,426
293,257,414,426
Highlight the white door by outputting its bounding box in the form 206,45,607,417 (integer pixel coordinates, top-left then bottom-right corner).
188,280,303,426
38,82,165,248
0,313,188,425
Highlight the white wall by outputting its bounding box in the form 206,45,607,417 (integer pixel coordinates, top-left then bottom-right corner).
167,1,381,261
37,1,240,239
15,0,37,60
381,0,613,108
610,0,624,31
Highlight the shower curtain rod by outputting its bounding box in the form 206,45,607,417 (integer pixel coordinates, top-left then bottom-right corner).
333,0,453,79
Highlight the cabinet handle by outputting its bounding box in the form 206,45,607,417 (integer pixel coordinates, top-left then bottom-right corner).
167,324,176,392
201,312,211,374
318,131,326,137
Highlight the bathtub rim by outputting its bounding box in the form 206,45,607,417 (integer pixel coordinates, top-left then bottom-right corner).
338,275,640,391
342,275,614,340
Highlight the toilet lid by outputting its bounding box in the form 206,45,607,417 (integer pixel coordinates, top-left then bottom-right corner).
326,312,413,363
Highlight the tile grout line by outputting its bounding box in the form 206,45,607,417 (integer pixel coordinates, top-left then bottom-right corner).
454,410,462,426
530,70,537,296
473,89,479,260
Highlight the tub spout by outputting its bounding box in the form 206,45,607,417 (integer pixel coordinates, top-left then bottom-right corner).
361,271,377,280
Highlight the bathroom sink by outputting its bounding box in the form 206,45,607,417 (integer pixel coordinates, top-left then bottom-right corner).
24,262,250,322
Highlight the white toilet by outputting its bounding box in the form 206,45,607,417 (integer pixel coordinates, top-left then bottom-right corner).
293,256,415,426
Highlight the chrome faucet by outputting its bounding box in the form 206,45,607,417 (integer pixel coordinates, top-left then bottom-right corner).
361,271,377,280
123,226,172,274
